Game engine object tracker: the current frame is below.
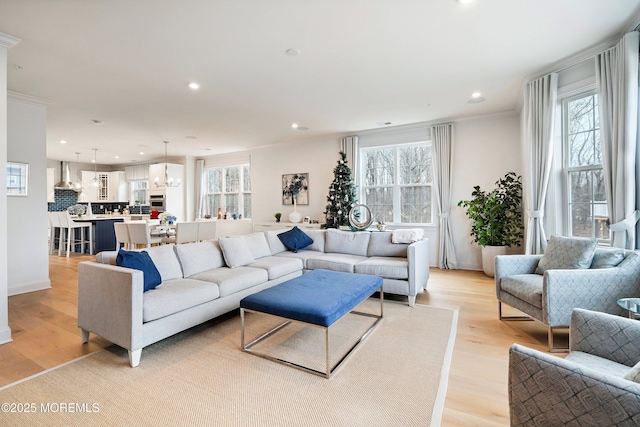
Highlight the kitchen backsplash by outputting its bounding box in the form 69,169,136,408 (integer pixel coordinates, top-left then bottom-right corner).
47,189,147,213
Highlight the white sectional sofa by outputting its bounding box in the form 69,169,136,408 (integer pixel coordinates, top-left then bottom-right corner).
77,228,429,366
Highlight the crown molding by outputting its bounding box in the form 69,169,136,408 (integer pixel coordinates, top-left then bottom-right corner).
8,91,54,106
0,32,20,49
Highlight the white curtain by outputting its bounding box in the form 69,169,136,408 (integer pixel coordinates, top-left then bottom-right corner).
431,123,457,269
340,136,359,179
522,73,558,254
195,159,206,218
596,32,640,249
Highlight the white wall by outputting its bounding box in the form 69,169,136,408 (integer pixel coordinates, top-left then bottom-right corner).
7,95,51,295
251,137,341,224
450,113,522,270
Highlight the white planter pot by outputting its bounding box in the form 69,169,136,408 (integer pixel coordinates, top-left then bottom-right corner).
481,245,507,277
288,200,302,223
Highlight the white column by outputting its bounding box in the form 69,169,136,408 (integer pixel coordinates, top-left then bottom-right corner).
0,32,20,344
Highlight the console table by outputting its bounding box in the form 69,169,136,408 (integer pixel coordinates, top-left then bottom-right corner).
252,221,321,232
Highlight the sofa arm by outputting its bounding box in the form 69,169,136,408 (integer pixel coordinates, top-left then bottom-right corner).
570,308,640,366
509,343,640,426
495,254,542,297
543,252,640,327
77,261,145,352
408,238,430,293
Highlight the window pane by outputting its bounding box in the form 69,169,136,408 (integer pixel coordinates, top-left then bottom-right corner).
399,145,432,184
570,204,592,238
208,169,222,193
225,194,238,214
363,187,393,223
243,193,252,219
593,204,610,240
569,171,592,203
364,149,394,186
568,131,596,166
242,165,251,192
206,194,221,214
593,169,606,202
225,167,239,193
401,186,431,223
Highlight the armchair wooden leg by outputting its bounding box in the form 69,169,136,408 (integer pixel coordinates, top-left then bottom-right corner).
498,301,532,321
548,326,569,353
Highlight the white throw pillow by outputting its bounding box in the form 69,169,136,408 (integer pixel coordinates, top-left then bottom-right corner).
391,229,424,244
242,232,272,259
219,236,255,268
624,361,640,383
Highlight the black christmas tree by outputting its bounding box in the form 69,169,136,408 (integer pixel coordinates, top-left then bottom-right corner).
322,151,358,229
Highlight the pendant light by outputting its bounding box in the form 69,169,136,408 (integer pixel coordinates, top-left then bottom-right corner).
72,152,83,192
92,148,101,188
154,140,181,187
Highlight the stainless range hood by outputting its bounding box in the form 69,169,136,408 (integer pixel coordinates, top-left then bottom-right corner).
54,161,74,190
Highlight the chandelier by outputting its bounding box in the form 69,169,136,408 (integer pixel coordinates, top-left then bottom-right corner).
155,141,181,187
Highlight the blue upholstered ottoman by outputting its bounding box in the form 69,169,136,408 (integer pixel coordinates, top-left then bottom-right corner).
240,269,383,378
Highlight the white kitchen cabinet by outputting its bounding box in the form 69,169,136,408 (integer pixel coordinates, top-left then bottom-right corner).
108,171,127,202
80,170,98,201
80,170,127,202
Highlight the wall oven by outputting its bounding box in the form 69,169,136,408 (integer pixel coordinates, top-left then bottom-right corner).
149,194,165,212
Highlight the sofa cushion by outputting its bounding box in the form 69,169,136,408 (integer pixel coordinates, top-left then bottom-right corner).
219,236,255,268
624,361,640,383
116,249,162,292
355,257,408,280
242,232,272,259
274,250,325,268
325,229,370,256
501,274,543,309
175,241,225,278
278,226,313,252
95,251,117,265
565,351,631,378
248,256,303,280
145,244,184,281
535,234,598,275
367,232,408,257
190,267,268,297
304,229,325,252
306,253,369,273
264,229,289,255
142,278,220,322
591,248,626,269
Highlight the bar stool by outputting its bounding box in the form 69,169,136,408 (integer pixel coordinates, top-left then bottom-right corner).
59,211,93,257
48,211,64,255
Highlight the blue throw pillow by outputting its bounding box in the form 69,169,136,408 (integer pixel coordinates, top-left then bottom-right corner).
277,226,313,253
116,249,162,292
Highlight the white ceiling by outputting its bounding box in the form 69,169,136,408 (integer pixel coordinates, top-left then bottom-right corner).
2,0,640,165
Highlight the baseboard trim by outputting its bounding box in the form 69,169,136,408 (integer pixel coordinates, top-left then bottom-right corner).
8,279,52,296
0,326,13,345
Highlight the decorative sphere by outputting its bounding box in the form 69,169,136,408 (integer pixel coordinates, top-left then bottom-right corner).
338,210,342,215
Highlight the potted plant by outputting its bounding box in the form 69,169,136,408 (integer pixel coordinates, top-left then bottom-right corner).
458,172,523,277
274,212,282,222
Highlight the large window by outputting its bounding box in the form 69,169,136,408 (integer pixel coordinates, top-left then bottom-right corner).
360,142,432,224
205,164,251,219
563,91,608,241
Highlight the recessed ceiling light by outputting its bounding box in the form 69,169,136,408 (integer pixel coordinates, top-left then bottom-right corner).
376,122,392,126
471,91,482,98
458,0,475,4
60,140,67,144
91,159,95,163
91,119,103,125
188,82,200,90
139,152,144,155
114,155,120,159
291,123,299,129
14,65,23,71
186,135,197,139
286,48,301,57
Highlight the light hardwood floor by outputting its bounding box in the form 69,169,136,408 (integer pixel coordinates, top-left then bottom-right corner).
1,254,566,425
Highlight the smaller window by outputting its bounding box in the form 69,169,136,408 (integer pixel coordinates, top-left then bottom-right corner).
7,162,28,196
130,180,149,204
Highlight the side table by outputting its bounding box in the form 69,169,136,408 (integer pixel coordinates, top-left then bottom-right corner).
617,298,640,319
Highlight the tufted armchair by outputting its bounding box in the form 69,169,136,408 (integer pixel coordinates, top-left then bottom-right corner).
509,309,640,426
495,241,640,351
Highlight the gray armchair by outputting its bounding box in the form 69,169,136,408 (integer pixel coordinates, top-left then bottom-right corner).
509,308,640,426
495,248,640,351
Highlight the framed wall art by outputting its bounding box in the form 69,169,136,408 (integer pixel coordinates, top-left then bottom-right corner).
282,173,308,205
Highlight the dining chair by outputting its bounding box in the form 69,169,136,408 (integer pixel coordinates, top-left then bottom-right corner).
113,221,130,250
127,222,163,249
197,221,217,241
162,221,199,245
59,211,93,257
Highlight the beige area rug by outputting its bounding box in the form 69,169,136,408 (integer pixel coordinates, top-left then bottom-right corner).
0,300,457,427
